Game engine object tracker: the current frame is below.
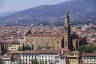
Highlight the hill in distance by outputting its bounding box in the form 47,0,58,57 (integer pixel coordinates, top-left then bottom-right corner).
0,0,96,25
0,11,18,18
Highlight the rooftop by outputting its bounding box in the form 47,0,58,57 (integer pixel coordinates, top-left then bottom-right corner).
26,33,64,37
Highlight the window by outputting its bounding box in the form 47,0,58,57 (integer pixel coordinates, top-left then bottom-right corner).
40,59,42,61
55,60,59,63
55,56,59,59
26,59,27,62
23,59,24,62
88,59,90,61
51,59,53,62
49,59,50,62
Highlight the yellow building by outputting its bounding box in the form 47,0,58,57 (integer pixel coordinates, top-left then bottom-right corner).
66,51,81,64
8,43,20,52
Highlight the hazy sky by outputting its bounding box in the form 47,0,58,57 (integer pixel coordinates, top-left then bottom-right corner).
0,0,67,13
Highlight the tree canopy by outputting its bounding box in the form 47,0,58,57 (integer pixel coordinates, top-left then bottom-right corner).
78,45,96,53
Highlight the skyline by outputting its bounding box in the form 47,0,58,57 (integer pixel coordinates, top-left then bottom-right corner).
0,0,67,13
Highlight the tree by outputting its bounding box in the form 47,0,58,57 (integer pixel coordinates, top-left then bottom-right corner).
21,44,33,51
31,45,33,50
22,43,25,50
17,62,23,64
40,61,44,64
18,46,21,51
45,60,47,64
31,58,39,64
78,45,96,53
0,58,4,64
49,62,55,64
26,45,29,50
17,61,26,64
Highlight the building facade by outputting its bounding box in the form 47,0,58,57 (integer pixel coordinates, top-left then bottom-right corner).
25,33,63,50
66,51,80,64
7,42,20,52
82,53,96,64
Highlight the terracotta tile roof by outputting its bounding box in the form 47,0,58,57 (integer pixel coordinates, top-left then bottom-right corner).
37,49,61,54
60,53,67,57
71,51,79,54
26,34,64,37
7,50,38,54
0,41,19,45
7,41,20,45
82,53,96,56
11,55,20,60
7,49,66,54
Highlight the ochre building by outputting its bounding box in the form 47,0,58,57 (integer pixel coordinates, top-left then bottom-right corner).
25,33,64,50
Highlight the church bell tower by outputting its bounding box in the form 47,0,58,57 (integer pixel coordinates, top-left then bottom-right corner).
64,11,71,50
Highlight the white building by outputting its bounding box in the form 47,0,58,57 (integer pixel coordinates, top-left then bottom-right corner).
37,50,60,64
59,54,66,64
19,49,62,64
82,53,96,64
20,51,38,64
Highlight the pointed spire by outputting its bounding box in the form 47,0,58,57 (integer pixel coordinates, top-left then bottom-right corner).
25,29,32,36
64,10,69,18
64,10,71,50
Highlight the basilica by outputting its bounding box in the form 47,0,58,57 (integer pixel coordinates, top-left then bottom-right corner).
24,11,86,51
